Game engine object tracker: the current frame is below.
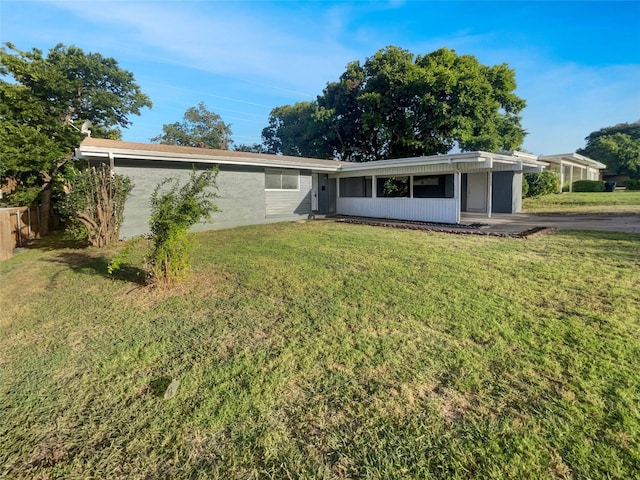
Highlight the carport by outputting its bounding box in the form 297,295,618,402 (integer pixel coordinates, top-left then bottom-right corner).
539,153,606,192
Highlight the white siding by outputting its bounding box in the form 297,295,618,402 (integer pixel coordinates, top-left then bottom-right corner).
337,197,458,224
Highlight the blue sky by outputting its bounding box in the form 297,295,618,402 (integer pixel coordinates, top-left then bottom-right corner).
2,0,639,155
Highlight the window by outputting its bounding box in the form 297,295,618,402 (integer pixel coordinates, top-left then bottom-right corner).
339,177,372,197
265,169,299,190
413,174,454,198
376,176,409,197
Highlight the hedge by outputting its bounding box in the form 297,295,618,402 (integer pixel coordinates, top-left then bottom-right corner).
523,171,560,197
572,180,605,192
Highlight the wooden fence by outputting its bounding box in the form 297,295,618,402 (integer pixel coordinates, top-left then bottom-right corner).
0,206,41,261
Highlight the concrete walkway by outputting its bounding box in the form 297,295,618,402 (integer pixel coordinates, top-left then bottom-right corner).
461,213,640,234
334,212,639,237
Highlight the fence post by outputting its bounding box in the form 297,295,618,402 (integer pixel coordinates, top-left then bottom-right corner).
27,207,32,240
15,209,22,247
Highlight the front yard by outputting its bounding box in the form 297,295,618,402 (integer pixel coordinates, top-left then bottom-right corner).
1,221,639,478
523,190,640,214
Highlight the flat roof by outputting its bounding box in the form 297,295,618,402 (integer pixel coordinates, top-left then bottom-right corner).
77,138,551,173
539,153,606,169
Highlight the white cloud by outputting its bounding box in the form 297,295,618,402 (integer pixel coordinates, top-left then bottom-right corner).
49,0,357,97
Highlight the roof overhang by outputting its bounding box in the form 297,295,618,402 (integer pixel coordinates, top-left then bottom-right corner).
76,139,550,176
76,138,345,172
539,153,606,170
336,150,547,173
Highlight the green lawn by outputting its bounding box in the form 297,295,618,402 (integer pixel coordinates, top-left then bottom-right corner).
1,222,639,479
523,190,640,214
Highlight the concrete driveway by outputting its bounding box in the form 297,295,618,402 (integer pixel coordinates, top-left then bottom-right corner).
461,213,640,234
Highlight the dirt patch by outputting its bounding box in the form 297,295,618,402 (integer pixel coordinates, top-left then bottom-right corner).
114,269,233,311
27,432,77,468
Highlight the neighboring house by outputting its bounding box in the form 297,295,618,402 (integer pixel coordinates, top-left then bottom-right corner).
539,153,606,192
75,138,587,238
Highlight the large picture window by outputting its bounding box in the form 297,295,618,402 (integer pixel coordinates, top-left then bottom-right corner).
413,174,454,198
339,177,372,197
265,169,299,190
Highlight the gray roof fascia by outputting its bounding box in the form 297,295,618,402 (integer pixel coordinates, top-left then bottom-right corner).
76,145,342,172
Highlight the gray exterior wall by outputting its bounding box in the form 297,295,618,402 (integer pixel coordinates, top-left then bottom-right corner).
265,170,312,217
107,159,312,239
491,171,523,214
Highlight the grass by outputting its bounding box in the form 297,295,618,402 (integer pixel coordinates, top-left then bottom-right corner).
1,221,639,479
523,190,640,214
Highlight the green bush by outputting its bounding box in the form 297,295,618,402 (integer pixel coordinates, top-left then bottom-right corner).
624,179,640,190
521,175,529,197
572,180,605,192
147,168,219,287
57,163,133,246
523,171,560,197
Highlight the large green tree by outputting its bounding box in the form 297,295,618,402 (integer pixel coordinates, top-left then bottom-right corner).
151,102,232,150
0,42,151,233
577,121,640,178
263,46,526,161
262,102,334,158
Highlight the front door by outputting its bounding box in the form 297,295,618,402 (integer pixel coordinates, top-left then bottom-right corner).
466,173,487,212
312,173,319,212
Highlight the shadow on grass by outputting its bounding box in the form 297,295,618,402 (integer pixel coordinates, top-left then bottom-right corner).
149,377,173,398
22,232,88,252
49,251,147,285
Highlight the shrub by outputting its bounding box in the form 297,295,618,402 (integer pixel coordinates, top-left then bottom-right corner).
624,179,640,190
58,164,133,247
572,180,605,192
521,175,529,197
523,171,560,197
147,168,219,287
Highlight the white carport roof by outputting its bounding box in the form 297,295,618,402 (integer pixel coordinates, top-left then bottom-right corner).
539,153,606,170
336,150,547,173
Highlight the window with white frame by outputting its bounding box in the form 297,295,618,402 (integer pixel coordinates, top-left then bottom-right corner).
265,169,299,190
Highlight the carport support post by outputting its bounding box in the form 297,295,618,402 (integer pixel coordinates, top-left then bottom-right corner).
454,171,461,223
486,171,492,218
569,166,573,192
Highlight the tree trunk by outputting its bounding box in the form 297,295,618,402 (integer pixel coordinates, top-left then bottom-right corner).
39,183,52,236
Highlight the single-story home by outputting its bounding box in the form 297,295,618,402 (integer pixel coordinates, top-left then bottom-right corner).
539,153,606,192
74,138,601,238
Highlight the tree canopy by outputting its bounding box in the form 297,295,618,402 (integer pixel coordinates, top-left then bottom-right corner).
578,121,640,178
0,42,151,230
150,102,232,150
262,102,333,158
262,46,527,161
